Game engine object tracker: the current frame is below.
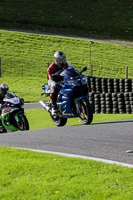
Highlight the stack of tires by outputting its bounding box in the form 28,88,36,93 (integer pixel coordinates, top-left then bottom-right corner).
129,92,133,113
89,77,96,92
112,93,119,114
124,93,130,114
105,93,112,114
113,79,119,93
117,93,125,114
107,78,113,93
87,76,133,114
88,92,95,113
101,78,107,93
94,93,101,113
100,93,106,113
119,79,124,93
95,78,102,93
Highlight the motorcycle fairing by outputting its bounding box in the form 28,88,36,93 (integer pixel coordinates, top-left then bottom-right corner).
3,97,20,104
57,88,78,118
1,112,19,132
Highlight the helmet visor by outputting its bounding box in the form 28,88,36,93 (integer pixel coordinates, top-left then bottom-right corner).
1,89,8,95
58,59,65,64
57,58,66,67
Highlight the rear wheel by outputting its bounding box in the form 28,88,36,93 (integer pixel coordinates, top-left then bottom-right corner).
79,98,93,124
50,114,67,126
16,112,29,131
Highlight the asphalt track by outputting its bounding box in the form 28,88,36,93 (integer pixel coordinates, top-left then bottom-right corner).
24,102,43,109
0,102,133,167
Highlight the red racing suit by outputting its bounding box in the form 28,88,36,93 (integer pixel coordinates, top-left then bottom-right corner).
47,61,71,101
47,62,69,80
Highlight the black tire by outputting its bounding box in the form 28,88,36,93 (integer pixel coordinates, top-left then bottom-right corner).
113,108,119,114
78,98,93,125
17,112,29,131
129,97,133,101
50,115,67,126
0,125,7,133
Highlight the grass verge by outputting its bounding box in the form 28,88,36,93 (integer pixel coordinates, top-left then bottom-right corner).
24,109,133,130
0,146,133,200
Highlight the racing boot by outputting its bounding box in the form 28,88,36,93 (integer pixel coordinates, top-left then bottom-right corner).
51,98,57,116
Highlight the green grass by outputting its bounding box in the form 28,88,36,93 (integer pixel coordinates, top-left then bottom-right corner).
0,0,132,41
25,109,133,130
0,146,133,200
0,30,133,80
0,77,46,102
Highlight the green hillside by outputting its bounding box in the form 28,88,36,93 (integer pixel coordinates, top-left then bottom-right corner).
0,30,133,80
0,0,132,41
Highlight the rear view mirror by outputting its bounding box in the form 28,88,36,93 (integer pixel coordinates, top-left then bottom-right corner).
83,66,87,71
80,66,87,74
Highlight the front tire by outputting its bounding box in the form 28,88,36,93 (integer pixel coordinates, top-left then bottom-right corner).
0,125,7,133
79,98,93,125
50,114,67,126
16,112,29,131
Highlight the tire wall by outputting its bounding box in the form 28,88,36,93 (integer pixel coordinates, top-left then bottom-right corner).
87,76,133,114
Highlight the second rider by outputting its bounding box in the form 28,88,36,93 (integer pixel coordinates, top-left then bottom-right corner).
47,51,71,115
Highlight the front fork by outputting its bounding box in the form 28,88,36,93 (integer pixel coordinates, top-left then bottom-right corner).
74,97,87,115
74,99,81,114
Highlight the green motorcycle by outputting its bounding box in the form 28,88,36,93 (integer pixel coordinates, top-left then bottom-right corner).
0,92,29,133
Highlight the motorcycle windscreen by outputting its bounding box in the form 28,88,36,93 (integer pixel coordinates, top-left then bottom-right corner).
61,67,80,80
4,92,20,104
4,92,16,99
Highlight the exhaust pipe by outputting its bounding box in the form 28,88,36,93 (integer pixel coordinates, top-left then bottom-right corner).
39,100,50,112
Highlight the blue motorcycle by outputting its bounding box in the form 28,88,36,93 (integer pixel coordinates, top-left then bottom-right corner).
39,66,93,126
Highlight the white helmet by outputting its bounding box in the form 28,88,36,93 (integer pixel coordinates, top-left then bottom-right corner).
54,51,66,68
0,83,9,96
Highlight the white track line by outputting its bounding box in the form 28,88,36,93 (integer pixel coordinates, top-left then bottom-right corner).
12,147,133,168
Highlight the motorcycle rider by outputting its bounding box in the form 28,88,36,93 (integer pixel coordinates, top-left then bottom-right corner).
0,83,9,104
0,83,9,124
47,51,71,115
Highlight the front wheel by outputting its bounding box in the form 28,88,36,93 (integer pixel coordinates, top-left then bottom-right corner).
16,112,29,131
50,114,67,127
0,125,7,133
78,98,93,125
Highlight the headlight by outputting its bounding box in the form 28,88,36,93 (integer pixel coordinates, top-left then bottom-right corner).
11,104,15,107
81,76,88,85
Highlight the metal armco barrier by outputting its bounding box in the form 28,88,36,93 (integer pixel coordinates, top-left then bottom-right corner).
87,76,133,114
